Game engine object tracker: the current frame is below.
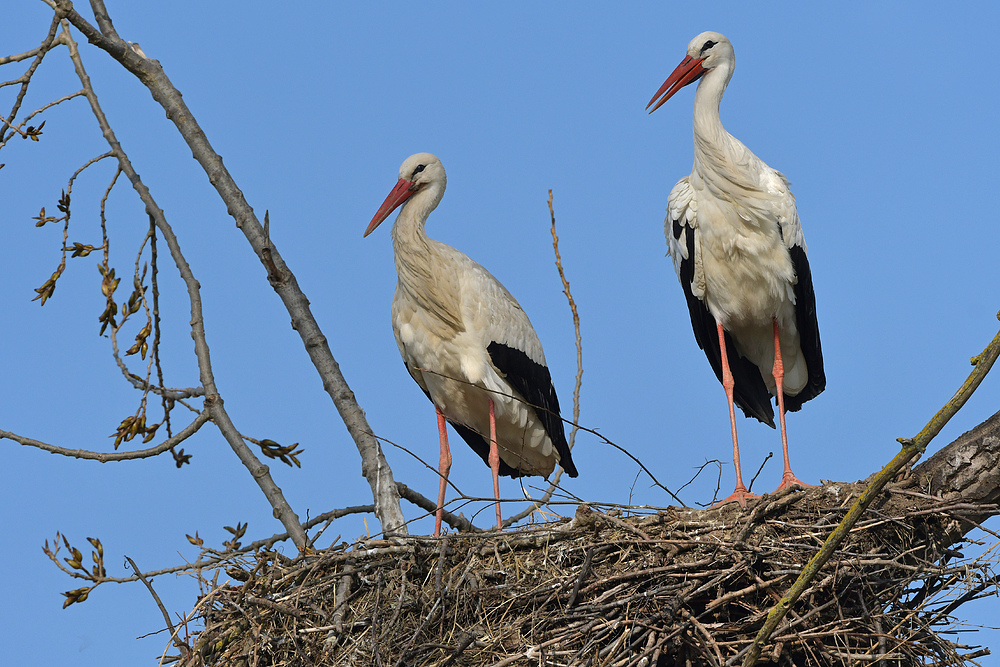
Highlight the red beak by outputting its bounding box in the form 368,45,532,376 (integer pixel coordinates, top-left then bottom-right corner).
364,177,415,237
646,55,706,113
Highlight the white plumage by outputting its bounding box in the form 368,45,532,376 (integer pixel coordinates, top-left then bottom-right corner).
365,153,577,534
649,32,825,506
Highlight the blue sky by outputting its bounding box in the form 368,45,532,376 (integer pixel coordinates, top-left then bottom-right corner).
2,2,999,664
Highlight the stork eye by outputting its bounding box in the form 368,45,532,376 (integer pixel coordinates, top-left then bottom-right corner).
700,40,717,54
410,164,426,179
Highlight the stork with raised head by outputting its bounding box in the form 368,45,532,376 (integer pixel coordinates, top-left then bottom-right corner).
364,153,578,535
647,32,825,507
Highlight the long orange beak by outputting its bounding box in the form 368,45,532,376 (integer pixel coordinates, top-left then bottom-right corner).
364,177,415,237
646,55,706,113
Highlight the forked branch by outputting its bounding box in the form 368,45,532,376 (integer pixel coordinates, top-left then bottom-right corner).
57,19,307,548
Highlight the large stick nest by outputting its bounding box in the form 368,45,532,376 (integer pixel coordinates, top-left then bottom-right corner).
178,479,998,667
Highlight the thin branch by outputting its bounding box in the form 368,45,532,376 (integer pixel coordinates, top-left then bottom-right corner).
504,189,583,527
746,452,772,494
0,10,64,145
3,89,85,136
577,421,684,505
550,188,583,449
157,581,226,667
0,42,58,67
119,375,205,401
677,459,722,499
124,556,189,660
42,502,377,601
0,410,210,461
148,214,174,439
373,431,465,498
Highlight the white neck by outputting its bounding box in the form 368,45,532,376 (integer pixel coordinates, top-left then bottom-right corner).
689,61,768,199
692,62,733,149
388,180,464,331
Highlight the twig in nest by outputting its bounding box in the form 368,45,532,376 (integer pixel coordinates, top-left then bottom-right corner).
330,557,355,637
677,459,722,498
441,631,479,666
746,452,773,494
436,536,449,598
568,546,596,608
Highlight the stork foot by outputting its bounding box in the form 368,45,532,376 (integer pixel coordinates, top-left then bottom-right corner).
712,486,759,508
772,470,816,494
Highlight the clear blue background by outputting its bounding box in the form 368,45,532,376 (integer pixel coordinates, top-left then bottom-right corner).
2,2,998,664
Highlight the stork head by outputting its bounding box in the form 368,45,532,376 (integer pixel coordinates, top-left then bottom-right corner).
647,31,734,113
365,153,447,237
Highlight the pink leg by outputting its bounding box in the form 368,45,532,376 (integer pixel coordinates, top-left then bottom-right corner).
771,320,814,492
487,398,502,530
713,323,758,508
434,406,452,537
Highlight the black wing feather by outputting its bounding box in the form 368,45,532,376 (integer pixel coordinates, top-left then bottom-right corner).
486,342,579,478
673,219,776,427
783,244,826,412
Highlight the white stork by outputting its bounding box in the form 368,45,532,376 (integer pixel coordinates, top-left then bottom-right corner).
647,32,825,507
364,153,578,535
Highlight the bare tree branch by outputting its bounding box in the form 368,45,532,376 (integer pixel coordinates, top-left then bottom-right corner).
57,20,307,548
0,410,210,461
52,0,406,536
